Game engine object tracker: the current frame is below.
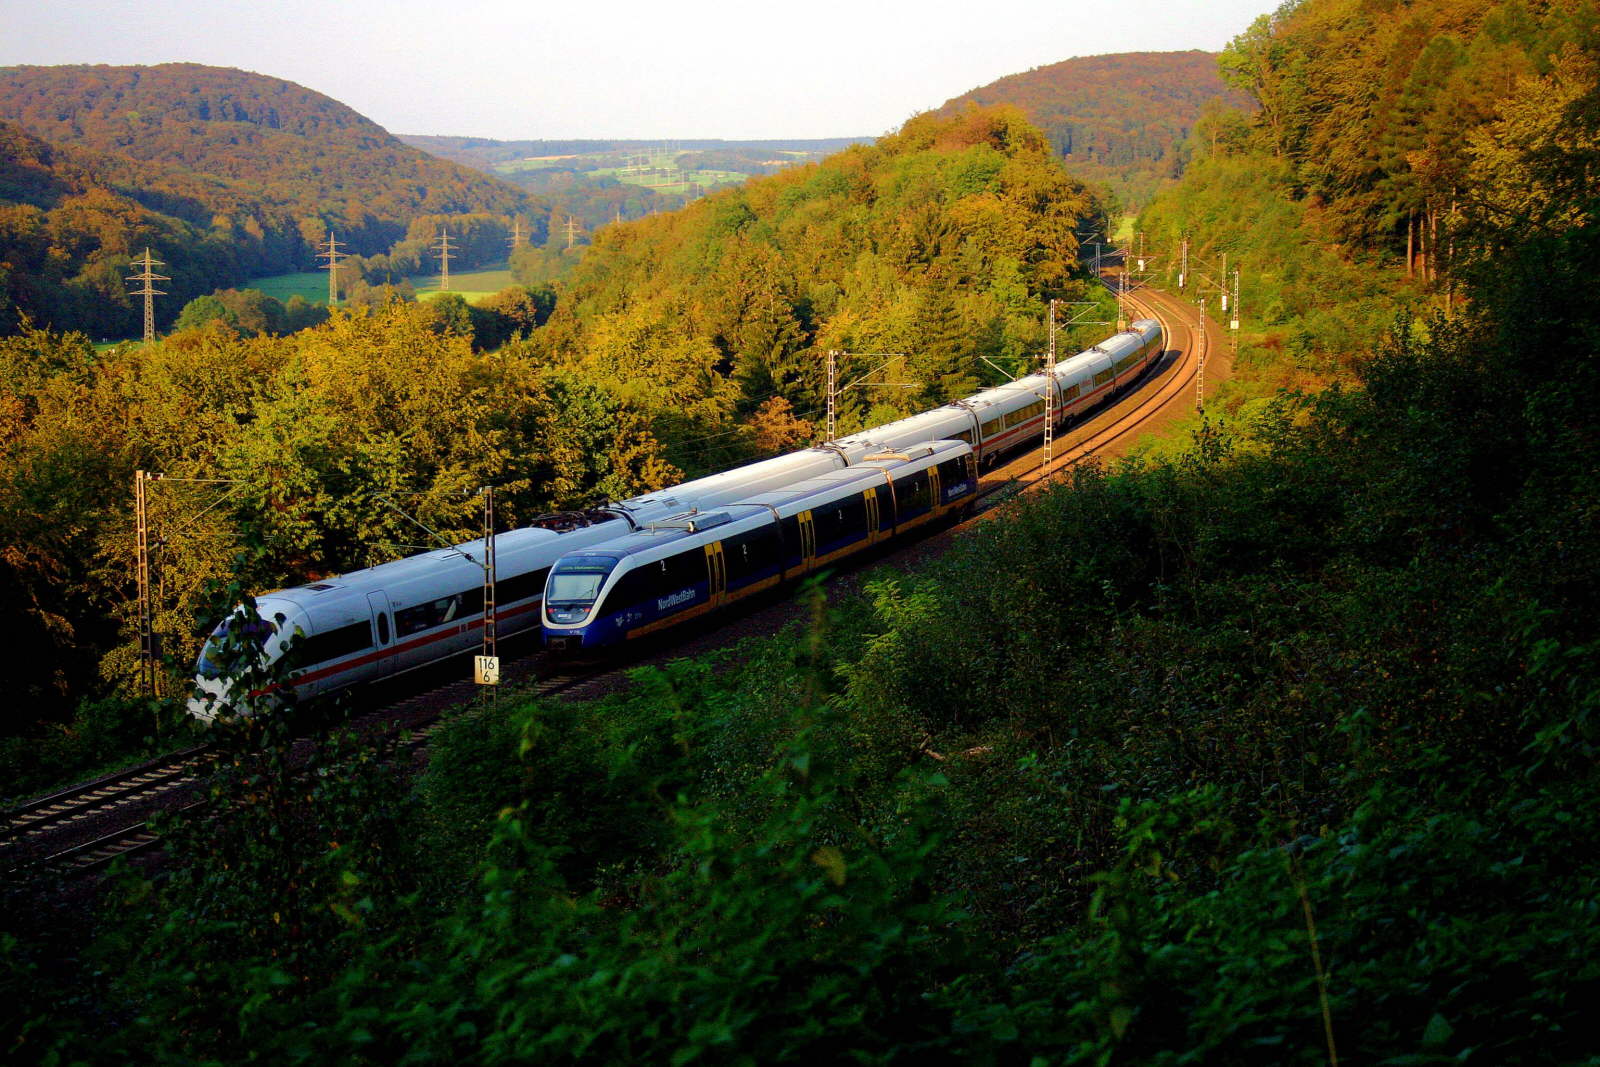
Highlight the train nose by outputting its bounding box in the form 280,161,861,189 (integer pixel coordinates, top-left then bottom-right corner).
186,678,231,723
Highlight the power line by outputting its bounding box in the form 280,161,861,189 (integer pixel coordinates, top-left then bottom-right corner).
126,248,169,344
433,228,456,291
317,231,347,306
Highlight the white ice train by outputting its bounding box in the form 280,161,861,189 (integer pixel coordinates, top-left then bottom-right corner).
187,436,900,719
829,319,1164,466
188,319,1163,718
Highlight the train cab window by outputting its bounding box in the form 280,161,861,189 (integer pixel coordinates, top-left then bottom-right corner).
547,556,618,606
194,616,278,679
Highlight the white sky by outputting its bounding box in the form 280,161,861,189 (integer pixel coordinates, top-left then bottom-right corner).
0,0,1269,140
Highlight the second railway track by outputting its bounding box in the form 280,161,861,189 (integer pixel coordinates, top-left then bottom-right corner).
6,287,1218,882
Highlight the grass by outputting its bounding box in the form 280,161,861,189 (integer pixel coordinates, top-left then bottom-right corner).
250,270,330,304
590,167,748,192
244,264,518,307
416,265,516,303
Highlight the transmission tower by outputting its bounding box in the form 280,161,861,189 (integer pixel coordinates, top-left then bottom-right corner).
126,248,169,344
433,228,455,291
564,216,581,250
508,218,525,252
317,231,347,305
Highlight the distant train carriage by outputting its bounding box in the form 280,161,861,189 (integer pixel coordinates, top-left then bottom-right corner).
543,441,977,653
832,318,1163,467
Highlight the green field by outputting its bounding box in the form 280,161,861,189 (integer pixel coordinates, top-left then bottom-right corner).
590,167,747,192
249,270,330,304
245,264,517,307
415,265,515,303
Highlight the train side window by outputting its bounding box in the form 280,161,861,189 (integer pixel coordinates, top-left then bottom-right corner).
837,494,868,537
724,527,781,583
779,515,802,566
498,567,550,602
981,417,1003,438
301,620,372,664
395,603,429,636
660,549,706,594
895,472,933,514
937,457,969,492
608,565,657,610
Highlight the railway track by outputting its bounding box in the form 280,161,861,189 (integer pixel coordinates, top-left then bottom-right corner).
5,662,611,877
983,282,1212,499
6,288,1217,882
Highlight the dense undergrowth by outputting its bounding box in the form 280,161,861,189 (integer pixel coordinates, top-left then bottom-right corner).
6,262,1597,1061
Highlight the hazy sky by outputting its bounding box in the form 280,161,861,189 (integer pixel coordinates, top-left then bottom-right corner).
1,0,1269,140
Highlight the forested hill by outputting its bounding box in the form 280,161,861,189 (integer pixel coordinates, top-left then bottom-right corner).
939,51,1252,209
528,106,1112,475
1134,0,1598,385
0,64,539,336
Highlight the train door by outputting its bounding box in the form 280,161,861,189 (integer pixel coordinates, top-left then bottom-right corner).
864,489,882,544
366,591,395,679
929,466,944,515
798,510,817,571
704,542,727,608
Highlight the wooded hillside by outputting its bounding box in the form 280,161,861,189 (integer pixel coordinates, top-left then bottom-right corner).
939,51,1252,209
0,64,541,336
532,105,1112,475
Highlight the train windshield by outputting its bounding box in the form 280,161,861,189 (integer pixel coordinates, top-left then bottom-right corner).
546,555,617,606
194,616,276,680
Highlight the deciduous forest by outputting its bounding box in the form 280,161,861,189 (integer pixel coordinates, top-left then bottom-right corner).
939,49,1253,210
0,64,541,337
4,0,1599,1060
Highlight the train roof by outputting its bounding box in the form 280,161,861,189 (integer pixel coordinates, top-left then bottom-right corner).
561,442,970,565
257,524,592,610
